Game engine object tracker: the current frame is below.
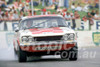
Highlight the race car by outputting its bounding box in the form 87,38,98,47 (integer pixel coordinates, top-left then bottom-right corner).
13,15,78,62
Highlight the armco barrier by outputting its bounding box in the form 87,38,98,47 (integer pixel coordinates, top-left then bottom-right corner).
0,20,100,31
0,20,19,31
66,20,100,31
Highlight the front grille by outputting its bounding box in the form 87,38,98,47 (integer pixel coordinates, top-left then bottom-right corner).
34,36,63,41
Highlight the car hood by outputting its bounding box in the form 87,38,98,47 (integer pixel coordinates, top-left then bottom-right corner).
19,27,75,37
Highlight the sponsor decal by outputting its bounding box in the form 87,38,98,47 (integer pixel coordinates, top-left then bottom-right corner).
34,45,62,51
21,43,75,52
6,32,15,47
96,21,100,30
92,32,100,46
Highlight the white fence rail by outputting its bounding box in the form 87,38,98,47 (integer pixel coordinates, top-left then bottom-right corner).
0,20,100,31
0,20,19,31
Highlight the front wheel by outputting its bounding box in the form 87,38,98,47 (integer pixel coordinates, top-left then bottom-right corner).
60,47,78,61
18,47,27,62
69,47,78,61
69,50,78,61
60,51,69,59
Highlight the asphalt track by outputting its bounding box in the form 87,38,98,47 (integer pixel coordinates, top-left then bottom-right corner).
0,47,100,67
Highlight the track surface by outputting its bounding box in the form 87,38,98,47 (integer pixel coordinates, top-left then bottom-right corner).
0,47,100,67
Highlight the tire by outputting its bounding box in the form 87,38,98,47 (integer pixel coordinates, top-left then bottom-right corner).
69,47,78,61
14,48,17,55
60,51,69,59
60,46,78,61
18,47,27,62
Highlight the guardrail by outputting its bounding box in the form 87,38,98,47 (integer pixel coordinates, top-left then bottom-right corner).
0,20,100,31
0,20,19,31
66,20,100,31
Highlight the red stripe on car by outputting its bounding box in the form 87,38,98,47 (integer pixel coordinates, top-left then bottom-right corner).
29,27,63,34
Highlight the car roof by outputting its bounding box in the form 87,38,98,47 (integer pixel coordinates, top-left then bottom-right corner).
22,15,63,20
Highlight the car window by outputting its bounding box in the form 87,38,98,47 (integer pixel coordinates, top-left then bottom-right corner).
20,17,68,30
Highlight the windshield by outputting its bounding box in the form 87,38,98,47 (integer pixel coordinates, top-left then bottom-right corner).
20,17,68,30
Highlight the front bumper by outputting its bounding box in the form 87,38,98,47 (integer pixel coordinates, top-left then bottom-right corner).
20,40,77,46
20,41,77,52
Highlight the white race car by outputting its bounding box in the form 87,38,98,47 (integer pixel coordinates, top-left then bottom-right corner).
13,15,78,62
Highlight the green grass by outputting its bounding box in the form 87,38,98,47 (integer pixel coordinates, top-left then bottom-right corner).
34,9,87,19
78,11,87,19
34,3,44,9
32,4,94,19
8,0,99,18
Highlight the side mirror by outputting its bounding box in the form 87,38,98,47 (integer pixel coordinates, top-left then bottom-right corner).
15,27,19,32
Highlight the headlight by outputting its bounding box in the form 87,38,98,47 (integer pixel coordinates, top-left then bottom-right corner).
22,36,33,42
22,37,28,42
63,34,74,40
28,36,33,42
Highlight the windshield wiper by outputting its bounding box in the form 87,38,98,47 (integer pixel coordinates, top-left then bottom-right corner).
49,25,66,28
58,25,66,27
28,26,42,29
49,26,58,28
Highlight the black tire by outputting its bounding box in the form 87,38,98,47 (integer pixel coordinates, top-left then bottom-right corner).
69,47,78,61
18,47,27,62
14,48,17,55
60,51,69,59
60,46,78,61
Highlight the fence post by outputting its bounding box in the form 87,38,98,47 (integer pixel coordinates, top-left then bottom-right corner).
4,21,7,31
